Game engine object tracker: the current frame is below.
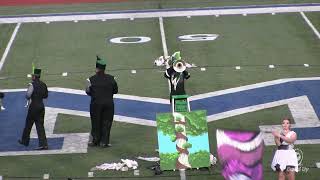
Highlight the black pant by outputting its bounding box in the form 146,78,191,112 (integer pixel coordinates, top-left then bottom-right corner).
90,103,114,145
21,106,47,147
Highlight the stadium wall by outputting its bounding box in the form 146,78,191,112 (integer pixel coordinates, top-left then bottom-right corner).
0,0,126,6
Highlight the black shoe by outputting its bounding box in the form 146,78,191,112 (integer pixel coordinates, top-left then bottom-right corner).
18,140,28,147
100,143,112,148
34,146,48,150
88,142,98,147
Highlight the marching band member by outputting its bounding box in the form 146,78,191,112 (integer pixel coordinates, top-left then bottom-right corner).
164,51,190,102
19,68,49,150
86,56,118,148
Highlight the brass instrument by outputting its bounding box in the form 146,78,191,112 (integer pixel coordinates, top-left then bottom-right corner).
173,60,186,73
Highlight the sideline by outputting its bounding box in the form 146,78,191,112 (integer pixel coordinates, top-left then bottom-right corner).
0,3,319,23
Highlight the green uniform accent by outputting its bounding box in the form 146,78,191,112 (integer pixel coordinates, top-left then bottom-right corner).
172,51,181,61
96,55,107,69
33,68,41,76
32,62,35,74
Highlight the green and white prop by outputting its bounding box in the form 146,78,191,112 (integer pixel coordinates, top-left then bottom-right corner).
156,95,210,171
156,110,210,170
172,95,190,113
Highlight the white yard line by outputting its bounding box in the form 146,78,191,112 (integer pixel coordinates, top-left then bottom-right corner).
300,12,320,40
0,5,319,24
159,17,169,57
159,17,171,94
0,23,21,71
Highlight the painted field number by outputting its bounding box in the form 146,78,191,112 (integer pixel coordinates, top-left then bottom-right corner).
109,34,219,44
178,34,219,42
109,36,151,44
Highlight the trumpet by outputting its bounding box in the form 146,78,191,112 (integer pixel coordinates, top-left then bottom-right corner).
173,60,187,73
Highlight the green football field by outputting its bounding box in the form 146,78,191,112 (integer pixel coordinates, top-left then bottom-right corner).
0,1,320,179
1,13,320,97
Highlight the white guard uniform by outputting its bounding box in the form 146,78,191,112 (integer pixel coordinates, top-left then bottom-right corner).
271,131,299,172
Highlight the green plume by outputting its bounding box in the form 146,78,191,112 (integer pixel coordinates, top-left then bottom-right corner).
32,62,35,74
172,51,181,61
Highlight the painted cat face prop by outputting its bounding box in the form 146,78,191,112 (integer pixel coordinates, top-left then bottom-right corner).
216,129,265,180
